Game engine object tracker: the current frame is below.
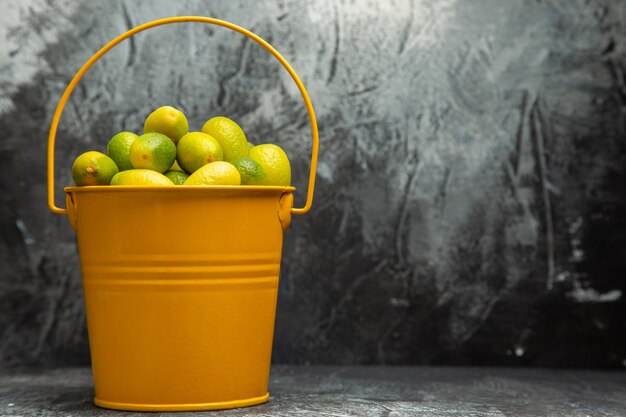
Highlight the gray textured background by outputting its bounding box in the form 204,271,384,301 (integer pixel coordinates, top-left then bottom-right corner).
0,0,624,368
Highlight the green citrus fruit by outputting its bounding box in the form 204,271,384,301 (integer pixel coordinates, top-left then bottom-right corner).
230,157,266,185
176,132,223,174
184,161,241,185
169,160,184,171
110,169,174,186
106,131,138,171
72,151,119,186
144,106,188,144
201,116,248,162
129,132,177,173
248,144,291,186
164,170,189,185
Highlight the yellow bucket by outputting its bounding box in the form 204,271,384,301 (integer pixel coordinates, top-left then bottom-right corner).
47,17,318,412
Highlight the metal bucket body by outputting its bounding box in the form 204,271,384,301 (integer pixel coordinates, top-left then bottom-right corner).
67,186,294,411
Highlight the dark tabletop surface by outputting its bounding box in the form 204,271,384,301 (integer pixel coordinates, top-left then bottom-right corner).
1,366,625,416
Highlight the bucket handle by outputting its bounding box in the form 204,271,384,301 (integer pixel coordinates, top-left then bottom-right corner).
47,16,318,216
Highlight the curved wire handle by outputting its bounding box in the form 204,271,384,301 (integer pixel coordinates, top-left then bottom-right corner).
47,16,319,215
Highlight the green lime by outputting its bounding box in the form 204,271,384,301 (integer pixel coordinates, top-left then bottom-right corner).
169,160,184,171
248,144,291,186
184,161,241,185
164,170,189,185
230,157,266,185
176,132,223,174
129,132,177,173
72,151,119,186
110,169,174,186
201,116,248,162
144,106,188,144
106,131,138,171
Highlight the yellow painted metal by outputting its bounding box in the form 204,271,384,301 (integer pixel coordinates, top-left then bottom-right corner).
69,185,292,411
45,16,319,411
47,16,318,215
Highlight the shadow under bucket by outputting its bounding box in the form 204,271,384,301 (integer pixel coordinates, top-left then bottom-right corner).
66,186,294,411
47,16,319,412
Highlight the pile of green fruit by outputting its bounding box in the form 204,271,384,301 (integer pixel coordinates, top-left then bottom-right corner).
71,106,291,186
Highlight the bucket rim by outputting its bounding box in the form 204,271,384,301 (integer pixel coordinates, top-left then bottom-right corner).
64,185,296,193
